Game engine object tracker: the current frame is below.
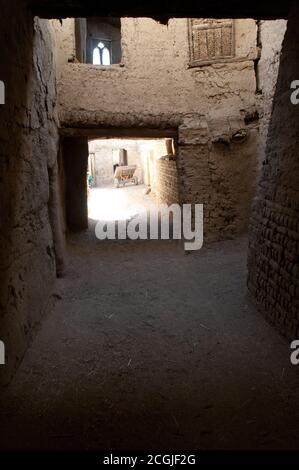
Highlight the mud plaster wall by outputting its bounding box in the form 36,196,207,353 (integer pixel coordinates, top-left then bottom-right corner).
177,115,259,241
0,4,60,385
55,17,260,239
248,7,299,339
58,18,258,124
90,147,115,186
256,20,287,166
51,18,76,78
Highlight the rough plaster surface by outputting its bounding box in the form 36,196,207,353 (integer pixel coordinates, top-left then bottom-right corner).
257,20,287,165
58,18,257,125
177,117,259,240
51,19,76,78
248,8,299,339
0,4,60,385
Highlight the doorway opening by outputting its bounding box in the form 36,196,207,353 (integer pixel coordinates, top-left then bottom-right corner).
87,137,179,224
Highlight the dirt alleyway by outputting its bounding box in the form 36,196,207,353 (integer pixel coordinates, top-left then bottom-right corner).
0,234,298,450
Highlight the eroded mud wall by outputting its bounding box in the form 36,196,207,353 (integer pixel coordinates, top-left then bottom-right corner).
256,20,287,164
0,2,60,385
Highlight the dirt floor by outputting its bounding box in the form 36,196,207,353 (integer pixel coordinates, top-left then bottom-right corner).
0,212,299,449
88,183,165,222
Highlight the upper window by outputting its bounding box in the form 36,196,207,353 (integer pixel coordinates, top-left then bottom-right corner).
87,18,121,65
92,40,111,65
188,19,235,67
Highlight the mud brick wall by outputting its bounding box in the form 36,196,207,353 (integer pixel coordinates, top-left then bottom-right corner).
155,159,180,205
248,6,299,339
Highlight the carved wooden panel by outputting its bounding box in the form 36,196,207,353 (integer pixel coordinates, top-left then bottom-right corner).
189,19,235,66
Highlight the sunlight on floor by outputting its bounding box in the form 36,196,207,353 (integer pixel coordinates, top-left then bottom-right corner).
88,185,151,221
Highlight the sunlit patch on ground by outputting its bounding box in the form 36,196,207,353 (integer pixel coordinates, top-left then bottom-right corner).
88,184,158,222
